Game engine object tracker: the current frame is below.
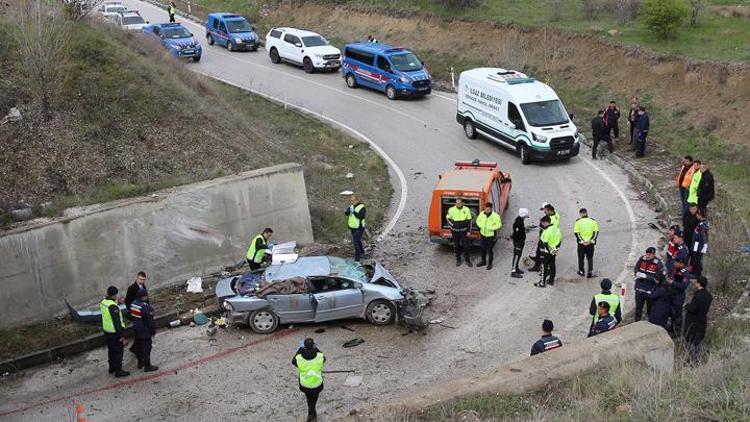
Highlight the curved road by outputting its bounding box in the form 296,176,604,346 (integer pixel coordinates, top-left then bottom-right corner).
0,3,659,421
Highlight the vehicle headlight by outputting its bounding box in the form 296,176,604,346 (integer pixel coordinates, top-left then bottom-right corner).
234,37,242,43
574,131,579,140
399,76,411,83
314,53,325,58
173,44,182,50
222,300,233,311
532,133,548,143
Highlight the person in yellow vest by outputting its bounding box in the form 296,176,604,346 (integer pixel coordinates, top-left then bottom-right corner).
292,338,326,422
541,202,560,228
101,286,130,377
476,202,502,271
687,160,702,206
588,278,621,332
246,228,273,271
534,215,561,288
345,195,367,262
574,208,600,278
446,198,474,267
168,1,176,22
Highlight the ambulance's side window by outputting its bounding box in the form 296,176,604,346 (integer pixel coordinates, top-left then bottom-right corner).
508,102,526,132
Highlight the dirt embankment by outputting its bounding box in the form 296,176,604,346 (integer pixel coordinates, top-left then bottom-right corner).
269,4,750,162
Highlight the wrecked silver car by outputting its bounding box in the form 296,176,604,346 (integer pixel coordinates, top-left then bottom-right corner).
215,256,404,333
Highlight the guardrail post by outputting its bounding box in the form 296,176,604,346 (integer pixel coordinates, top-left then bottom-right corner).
450,66,455,90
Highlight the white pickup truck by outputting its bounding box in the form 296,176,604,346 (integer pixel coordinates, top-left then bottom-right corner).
265,27,341,73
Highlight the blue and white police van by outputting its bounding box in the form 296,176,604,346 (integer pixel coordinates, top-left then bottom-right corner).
342,43,431,100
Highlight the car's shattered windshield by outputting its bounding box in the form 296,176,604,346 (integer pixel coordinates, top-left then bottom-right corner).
328,257,367,282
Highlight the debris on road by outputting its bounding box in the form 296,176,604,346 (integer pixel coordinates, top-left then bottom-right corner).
343,337,365,348
206,326,218,337
345,172,354,179
399,288,435,329
344,375,363,387
0,107,22,125
169,320,181,328
193,312,209,326
186,277,203,293
340,190,354,196
340,325,356,332
428,318,444,325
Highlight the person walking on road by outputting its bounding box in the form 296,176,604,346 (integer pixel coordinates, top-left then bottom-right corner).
476,202,502,271
676,156,695,215
690,211,709,277
446,198,474,267
534,215,561,288
574,208,599,278
667,259,690,336
684,276,712,364
697,162,715,217
604,100,621,139
246,228,273,270
101,286,129,378
588,302,617,337
635,105,650,158
530,319,562,356
345,195,367,262
628,97,640,146
130,289,158,372
633,247,665,321
292,338,326,422
589,278,621,333
591,110,612,159
168,1,176,22
510,208,529,278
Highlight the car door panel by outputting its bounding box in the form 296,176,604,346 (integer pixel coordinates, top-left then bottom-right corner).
313,280,364,322
267,293,315,323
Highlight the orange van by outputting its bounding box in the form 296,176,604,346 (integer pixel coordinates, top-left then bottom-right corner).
428,160,512,244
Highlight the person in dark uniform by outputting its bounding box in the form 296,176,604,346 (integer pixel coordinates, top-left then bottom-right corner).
683,203,699,249
130,289,158,372
446,198,474,267
588,301,617,337
647,278,671,330
530,319,562,356
604,100,621,139
671,229,690,273
633,247,664,321
588,278,621,332
591,110,612,159
690,211,709,277
292,338,326,422
635,105,650,158
667,259,690,337
684,276,712,364
101,286,129,377
664,225,679,274
510,208,529,278
125,271,148,355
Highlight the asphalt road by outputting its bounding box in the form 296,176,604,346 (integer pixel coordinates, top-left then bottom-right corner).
0,3,660,421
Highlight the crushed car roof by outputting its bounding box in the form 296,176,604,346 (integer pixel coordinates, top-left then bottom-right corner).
264,256,368,283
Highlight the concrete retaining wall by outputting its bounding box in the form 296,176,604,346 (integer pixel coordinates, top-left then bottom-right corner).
0,163,313,328
361,321,673,417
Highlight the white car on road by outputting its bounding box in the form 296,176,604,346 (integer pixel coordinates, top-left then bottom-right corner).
265,27,341,73
99,2,127,20
112,10,148,32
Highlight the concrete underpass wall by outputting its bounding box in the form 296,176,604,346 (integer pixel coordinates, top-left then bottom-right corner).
369,322,673,417
0,163,313,328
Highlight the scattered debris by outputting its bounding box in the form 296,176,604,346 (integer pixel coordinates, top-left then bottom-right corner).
648,223,660,231
169,320,181,328
206,326,218,337
741,244,750,254
186,277,203,293
193,312,209,326
428,318,444,325
212,317,227,328
343,337,365,348
0,107,22,125
10,207,33,221
340,325,356,332
345,172,354,179
344,375,363,387
439,323,457,329
340,190,354,196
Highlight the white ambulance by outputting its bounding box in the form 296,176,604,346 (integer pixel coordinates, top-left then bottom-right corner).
456,68,580,164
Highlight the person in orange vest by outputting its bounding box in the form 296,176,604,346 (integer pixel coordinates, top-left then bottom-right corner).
675,156,695,214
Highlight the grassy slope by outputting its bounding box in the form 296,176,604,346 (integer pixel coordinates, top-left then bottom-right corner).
0,19,391,243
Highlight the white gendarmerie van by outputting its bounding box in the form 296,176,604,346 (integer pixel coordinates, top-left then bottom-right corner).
456,68,580,164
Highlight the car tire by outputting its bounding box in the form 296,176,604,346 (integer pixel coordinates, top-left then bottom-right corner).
463,119,477,139
207,34,214,46
270,48,281,64
385,85,397,101
227,41,234,52
366,300,396,326
193,56,201,62
520,143,531,165
251,46,258,52
248,310,279,334
345,73,357,89
303,57,314,73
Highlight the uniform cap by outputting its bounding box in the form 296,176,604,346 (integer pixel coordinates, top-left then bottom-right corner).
540,202,551,210
673,229,683,237
542,319,553,332
519,208,529,218
669,224,680,231
107,286,118,296
646,247,656,254
600,278,612,290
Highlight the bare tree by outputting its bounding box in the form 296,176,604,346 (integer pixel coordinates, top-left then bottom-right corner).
10,0,72,120
688,0,705,26
63,0,105,21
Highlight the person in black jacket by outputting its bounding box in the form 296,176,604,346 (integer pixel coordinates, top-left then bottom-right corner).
682,203,699,250
604,101,621,139
684,276,712,364
648,279,671,330
130,289,158,372
591,110,612,159
511,208,529,278
125,271,148,317
628,97,639,146
635,106,650,158
667,260,690,337
696,163,715,217
530,319,562,356
292,338,326,422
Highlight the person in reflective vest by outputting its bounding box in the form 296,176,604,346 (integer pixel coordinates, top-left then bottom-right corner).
101,286,129,377
530,319,562,356
588,301,617,337
446,198,474,267
588,278,621,332
534,215,561,288
168,1,176,22
246,228,273,271
542,202,560,228
676,156,695,214
345,195,367,262
131,289,159,372
292,338,326,422
476,202,502,271
633,247,664,321
687,160,702,205
574,208,599,278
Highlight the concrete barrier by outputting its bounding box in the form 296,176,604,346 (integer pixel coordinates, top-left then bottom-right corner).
357,322,673,418
0,163,313,328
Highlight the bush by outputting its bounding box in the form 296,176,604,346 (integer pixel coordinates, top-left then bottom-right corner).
641,0,688,39
603,0,641,24
580,0,601,20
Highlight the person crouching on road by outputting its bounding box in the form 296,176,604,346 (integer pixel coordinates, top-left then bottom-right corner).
530,319,562,356
534,215,561,288
574,208,599,278
130,289,158,372
293,338,326,422
588,301,617,337
476,202,502,271
446,198,473,267
510,208,529,278
588,278,621,333
246,228,273,271
345,195,367,262
101,286,129,377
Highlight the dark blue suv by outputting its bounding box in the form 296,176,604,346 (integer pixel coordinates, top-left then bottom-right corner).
143,23,202,61
342,43,431,100
205,13,258,52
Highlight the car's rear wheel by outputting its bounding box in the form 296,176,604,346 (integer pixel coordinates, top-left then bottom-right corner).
248,310,279,334
270,48,280,63
366,300,396,326
303,57,314,73
385,85,397,100
345,73,357,88
520,144,531,165
207,34,214,46
463,119,477,139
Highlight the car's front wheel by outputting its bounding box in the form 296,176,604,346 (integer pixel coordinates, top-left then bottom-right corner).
303,57,314,73
227,41,234,52
192,56,201,62
366,300,396,326
385,85,398,100
248,310,279,334
520,143,531,165
207,34,214,45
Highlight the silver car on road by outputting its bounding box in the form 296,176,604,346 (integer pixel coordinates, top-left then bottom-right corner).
216,256,403,333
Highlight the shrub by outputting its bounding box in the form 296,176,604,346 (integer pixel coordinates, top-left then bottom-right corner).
580,0,601,20
603,0,641,24
641,0,688,39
